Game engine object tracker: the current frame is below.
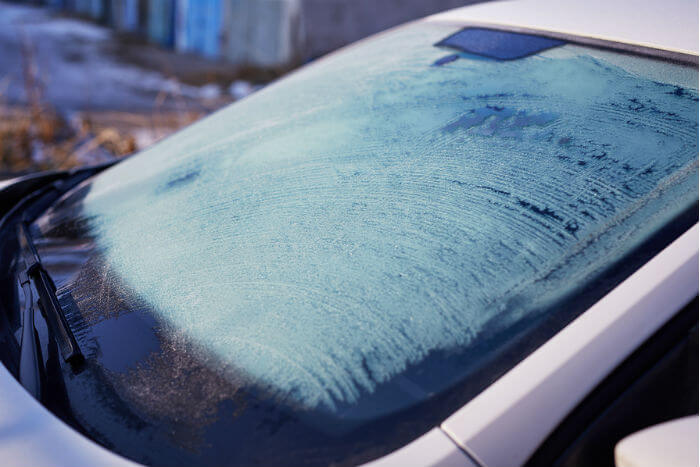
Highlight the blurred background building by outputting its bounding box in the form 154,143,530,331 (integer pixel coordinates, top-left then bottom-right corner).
33,0,475,67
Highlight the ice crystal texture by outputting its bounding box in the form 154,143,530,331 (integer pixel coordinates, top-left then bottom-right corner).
52,24,697,413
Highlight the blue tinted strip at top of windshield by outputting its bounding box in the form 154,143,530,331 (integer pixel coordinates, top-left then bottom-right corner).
437,27,566,60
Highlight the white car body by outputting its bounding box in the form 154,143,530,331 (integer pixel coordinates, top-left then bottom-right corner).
614,416,699,467
0,0,697,466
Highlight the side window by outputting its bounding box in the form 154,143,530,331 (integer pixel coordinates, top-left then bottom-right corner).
526,298,699,467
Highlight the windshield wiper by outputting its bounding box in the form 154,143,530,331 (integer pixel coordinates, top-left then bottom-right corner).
4,169,118,397
16,219,83,398
2,170,113,397
18,267,42,399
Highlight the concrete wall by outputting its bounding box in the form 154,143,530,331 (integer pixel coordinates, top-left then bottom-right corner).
222,0,304,67
300,0,481,60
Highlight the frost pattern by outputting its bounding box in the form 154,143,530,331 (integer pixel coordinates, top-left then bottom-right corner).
52,24,698,413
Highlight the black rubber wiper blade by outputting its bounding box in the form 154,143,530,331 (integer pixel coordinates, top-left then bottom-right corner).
18,268,42,400
16,220,83,364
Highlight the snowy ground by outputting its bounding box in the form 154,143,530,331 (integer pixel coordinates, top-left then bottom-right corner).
0,1,237,112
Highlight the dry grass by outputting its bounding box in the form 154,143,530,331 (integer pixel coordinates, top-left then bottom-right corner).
0,32,213,176
0,104,140,173
0,34,139,175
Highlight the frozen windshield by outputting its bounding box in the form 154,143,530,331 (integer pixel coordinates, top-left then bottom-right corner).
31,23,698,466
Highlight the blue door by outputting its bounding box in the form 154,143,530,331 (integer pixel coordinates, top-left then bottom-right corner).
148,0,175,47
178,0,221,58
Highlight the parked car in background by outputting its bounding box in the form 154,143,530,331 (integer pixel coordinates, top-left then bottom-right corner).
0,0,697,466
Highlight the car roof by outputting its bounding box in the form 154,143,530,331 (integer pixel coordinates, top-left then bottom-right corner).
427,0,699,56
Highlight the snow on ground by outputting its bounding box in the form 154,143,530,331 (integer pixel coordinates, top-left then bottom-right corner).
0,1,231,112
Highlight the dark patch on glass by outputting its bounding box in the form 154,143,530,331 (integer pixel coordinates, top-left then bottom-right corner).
432,53,460,66
443,106,557,136
435,27,566,61
628,98,645,111
156,168,201,195
666,85,699,101
476,185,510,196
474,92,513,99
564,220,579,236
516,199,564,222
558,136,572,146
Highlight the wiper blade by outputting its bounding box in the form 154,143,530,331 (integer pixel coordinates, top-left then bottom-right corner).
18,268,42,400
17,220,83,365
3,173,107,396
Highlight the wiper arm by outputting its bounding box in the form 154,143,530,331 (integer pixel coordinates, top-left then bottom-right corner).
17,220,83,366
